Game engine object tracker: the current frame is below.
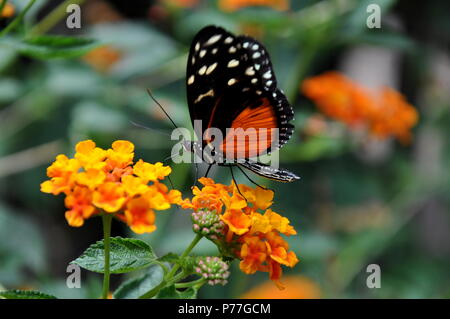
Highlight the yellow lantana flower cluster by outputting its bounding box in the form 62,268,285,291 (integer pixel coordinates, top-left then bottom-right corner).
41,140,181,234
182,178,298,288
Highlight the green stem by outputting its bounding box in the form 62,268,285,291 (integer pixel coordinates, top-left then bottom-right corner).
166,233,203,280
29,0,86,36
102,213,112,299
138,234,203,299
175,278,206,289
0,0,36,37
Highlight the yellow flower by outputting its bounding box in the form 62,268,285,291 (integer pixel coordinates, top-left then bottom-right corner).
75,140,107,170
133,160,172,183
121,175,149,196
41,140,181,233
106,140,134,169
76,168,106,190
40,155,80,195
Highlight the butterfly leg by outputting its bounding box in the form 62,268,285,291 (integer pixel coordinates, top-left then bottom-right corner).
193,163,199,187
229,166,247,201
204,163,213,178
237,165,272,192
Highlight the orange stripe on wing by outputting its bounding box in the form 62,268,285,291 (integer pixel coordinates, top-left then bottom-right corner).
221,98,278,159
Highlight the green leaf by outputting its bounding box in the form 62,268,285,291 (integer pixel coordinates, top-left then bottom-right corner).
0,35,100,59
113,264,164,299
159,252,180,263
72,237,157,274
0,290,57,299
157,285,198,299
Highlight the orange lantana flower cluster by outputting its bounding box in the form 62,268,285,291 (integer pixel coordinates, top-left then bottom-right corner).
41,140,181,234
218,0,289,12
182,178,298,288
302,71,419,144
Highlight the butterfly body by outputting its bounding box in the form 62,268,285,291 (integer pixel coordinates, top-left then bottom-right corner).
185,25,299,182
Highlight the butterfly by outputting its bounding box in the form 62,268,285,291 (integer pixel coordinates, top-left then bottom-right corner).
183,25,299,183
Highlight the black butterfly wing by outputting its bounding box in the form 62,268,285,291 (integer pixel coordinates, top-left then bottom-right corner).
186,25,294,157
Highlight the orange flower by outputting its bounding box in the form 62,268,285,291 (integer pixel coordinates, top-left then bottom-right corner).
301,71,419,144
82,46,121,73
64,186,96,227
241,275,321,299
185,178,298,287
219,0,289,12
41,140,180,233
124,197,156,234
92,182,126,213
0,2,14,18
369,87,419,144
40,155,80,195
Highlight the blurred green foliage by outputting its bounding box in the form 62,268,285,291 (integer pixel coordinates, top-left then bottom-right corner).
0,0,449,298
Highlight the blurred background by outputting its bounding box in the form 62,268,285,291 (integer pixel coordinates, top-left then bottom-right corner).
0,0,449,298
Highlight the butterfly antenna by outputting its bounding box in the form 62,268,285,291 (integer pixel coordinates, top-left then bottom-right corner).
129,120,171,137
146,89,179,130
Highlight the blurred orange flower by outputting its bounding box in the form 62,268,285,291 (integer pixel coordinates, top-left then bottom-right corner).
82,46,121,73
41,140,181,233
0,2,14,18
183,178,299,288
241,275,321,299
301,71,419,144
219,0,289,12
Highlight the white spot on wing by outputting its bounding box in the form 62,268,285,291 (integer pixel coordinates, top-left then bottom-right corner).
252,52,261,59
245,67,255,76
194,89,214,103
227,59,239,68
206,62,218,75
251,78,258,83
206,34,222,45
199,50,206,58
228,78,237,86
229,46,236,53
224,36,233,44
195,42,200,51
198,65,207,75
263,71,272,79
243,42,249,48
188,75,195,85
212,48,218,54
252,44,259,50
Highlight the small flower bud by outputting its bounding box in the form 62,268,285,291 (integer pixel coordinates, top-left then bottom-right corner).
194,256,230,286
191,209,226,240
